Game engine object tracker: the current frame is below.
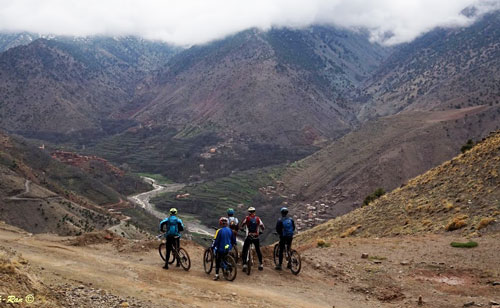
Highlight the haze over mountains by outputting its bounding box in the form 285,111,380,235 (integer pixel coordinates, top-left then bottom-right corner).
0,10,499,233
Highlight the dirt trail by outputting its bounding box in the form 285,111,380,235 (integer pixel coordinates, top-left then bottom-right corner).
1,222,499,308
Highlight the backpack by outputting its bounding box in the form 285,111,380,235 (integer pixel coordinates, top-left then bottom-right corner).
281,217,294,237
247,216,260,233
228,217,239,230
167,216,179,236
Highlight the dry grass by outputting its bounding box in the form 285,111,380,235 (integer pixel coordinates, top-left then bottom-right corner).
477,217,495,230
443,200,454,211
0,262,16,274
316,238,330,248
445,214,468,231
340,225,361,238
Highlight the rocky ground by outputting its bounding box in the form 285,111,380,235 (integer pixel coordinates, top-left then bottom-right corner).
1,221,499,308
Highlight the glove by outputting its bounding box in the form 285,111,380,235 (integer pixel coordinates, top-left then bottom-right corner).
224,244,229,250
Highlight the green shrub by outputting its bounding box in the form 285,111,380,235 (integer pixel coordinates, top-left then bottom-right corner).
363,188,386,206
460,139,475,153
450,241,478,248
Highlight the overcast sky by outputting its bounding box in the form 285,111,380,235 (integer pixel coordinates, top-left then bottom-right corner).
0,0,498,46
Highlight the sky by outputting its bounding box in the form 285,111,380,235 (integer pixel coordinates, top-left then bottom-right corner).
0,0,498,46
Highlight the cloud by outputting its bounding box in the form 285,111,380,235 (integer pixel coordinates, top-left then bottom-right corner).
0,0,498,46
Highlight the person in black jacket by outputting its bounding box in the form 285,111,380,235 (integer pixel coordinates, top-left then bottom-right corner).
275,207,295,270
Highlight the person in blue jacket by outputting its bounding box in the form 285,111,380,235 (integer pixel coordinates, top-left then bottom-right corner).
159,208,184,269
275,207,295,270
212,217,236,280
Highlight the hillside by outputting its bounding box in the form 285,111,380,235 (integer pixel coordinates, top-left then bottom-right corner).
357,11,500,120
131,27,388,147
0,131,153,235
0,37,176,141
281,106,499,230
296,130,500,243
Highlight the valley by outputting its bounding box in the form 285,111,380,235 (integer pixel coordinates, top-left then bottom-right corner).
0,6,499,308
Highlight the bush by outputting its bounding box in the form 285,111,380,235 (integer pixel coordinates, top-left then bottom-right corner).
460,139,475,153
340,225,361,238
450,241,478,248
445,215,468,231
477,217,495,230
316,238,330,248
363,188,386,206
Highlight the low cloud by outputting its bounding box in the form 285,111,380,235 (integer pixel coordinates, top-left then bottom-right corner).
0,0,498,46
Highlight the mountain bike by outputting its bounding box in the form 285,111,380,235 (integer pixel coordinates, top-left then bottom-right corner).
273,240,301,275
203,240,214,274
242,234,258,276
158,235,191,271
202,239,237,281
229,245,239,264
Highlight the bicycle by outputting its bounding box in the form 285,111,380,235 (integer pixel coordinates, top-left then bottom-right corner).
242,234,258,276
158,235,191,271
202,239,237,281
273,240,301,275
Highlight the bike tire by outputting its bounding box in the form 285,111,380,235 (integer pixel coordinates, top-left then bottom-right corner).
229,246,239,264
203,248,213,274
177,248,191,271
159,243,166,261
289,250,301,275
273,243,279,266
246,245,253,276
168,250,176,264
223,255,237,281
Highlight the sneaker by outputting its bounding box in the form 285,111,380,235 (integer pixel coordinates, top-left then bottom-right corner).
242,264,247,273
258,264,263,271
275,264,282,271
213,274,219,281
162,265,169,270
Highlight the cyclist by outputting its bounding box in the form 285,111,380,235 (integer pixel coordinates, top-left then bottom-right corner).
240,206,265,272
227,208,239,233
159,208,184,270
212,217,236,281
275,207,295,270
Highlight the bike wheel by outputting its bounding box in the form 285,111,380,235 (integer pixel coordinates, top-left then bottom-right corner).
246,245,253,276
168,250,176,264
177,248,191,271
229,246,239,264
223,255,237,281
203,248,213,274
289,250,301,275
273,243,279,266
159,243,166,261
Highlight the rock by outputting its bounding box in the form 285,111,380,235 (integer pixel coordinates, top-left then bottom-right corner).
361,253,369,259
315,263,321,269
490,300,499,305
418,295,423,306
400,261,410,266
463,301,475,307
373,260,382,264
492,281,500,286
231,292,237,296
120,302,130,307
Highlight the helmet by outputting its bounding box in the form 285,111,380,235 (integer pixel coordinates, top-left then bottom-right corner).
169,208,178,215
227,208,235,215
247,206,256,213
219,217,229,226
280,207,288,214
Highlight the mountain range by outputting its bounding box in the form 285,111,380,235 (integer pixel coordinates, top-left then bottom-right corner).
0,10,499,232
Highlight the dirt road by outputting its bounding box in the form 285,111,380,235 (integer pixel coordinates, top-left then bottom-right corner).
128,177,214,237
1,221,499,308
